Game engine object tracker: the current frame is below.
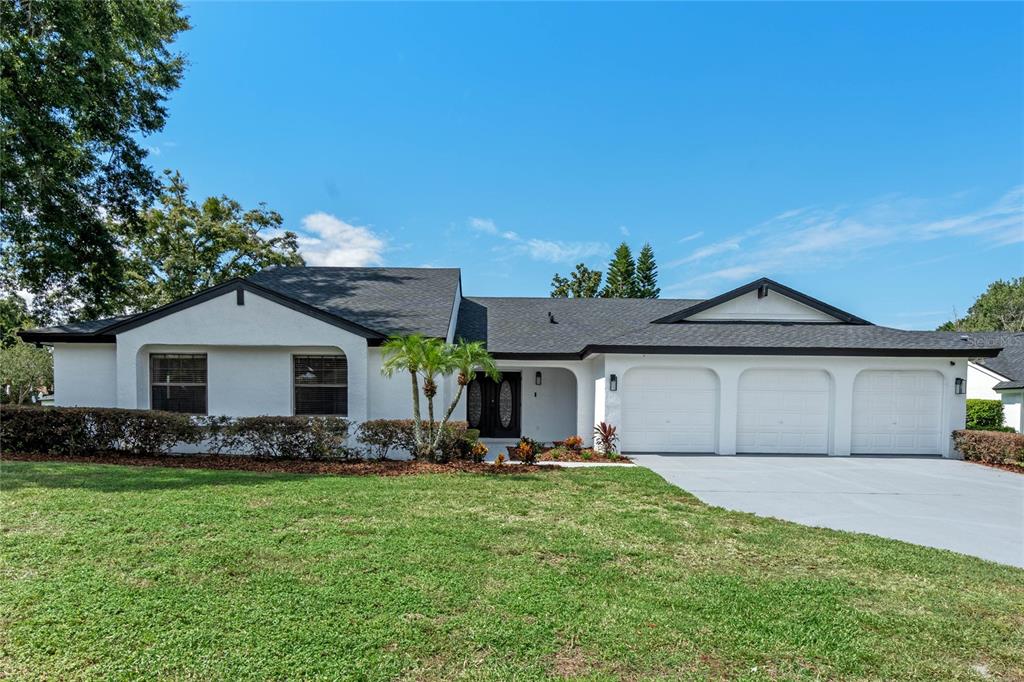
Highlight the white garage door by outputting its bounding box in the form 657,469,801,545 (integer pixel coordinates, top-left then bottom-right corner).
737,369,831,454
621,368,717,453
852,371,943,455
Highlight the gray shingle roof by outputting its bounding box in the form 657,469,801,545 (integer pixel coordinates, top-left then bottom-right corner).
248,267,460,338
18,267,1006,358
22,315,136,337
457,296,1004,357
966,332,1024,389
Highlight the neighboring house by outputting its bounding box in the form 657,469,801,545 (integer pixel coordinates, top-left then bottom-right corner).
20,268,1002,458
966,332,1024,432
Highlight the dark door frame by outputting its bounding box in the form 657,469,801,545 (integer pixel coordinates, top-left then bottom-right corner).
467,371,521,438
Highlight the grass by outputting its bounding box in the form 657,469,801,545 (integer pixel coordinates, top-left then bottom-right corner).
1,461,1022,681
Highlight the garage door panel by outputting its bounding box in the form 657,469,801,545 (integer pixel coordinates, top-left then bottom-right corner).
852,370,942,455
736,369,831,454
621,368,718,453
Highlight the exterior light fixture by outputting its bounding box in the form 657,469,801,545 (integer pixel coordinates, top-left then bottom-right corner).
954,377,966,395
609,374,618,391
535,371,542,386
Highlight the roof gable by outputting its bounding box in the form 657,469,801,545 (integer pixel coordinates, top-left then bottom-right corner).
653,278,870,325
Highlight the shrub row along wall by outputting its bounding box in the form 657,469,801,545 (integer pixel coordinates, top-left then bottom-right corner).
0,406,352,460
0,407,477,462
953,429,1024,468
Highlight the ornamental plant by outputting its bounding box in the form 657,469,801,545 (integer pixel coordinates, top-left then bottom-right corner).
563,435,583,450
593,422,619,454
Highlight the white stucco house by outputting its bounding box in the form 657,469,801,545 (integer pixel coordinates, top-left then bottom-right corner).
966,332,1024,432
21,268,1004,458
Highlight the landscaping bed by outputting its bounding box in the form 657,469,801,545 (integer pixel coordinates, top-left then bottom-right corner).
534,446,630,464
1,452,548,477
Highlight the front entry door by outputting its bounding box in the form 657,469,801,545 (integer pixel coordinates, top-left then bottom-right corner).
466,372,521,438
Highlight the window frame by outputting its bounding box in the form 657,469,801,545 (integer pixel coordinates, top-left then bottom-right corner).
292,353,348,417
149,353,208,415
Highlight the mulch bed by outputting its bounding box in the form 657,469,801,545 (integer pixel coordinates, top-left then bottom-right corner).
969,459,1023,474
533,449,632,464
1,452,553,477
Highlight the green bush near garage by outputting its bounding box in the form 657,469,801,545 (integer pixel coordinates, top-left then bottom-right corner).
966,398,1008,430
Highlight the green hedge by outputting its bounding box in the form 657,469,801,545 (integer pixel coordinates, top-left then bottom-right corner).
356,419,472,462
0,405,350,460
966,399,1006,430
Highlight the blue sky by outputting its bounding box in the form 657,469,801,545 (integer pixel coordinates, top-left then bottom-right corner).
152,2,1023,329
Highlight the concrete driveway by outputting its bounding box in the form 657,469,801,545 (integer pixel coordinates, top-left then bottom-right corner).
630,454,1024,568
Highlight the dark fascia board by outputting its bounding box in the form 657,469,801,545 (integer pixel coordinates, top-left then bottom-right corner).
24,278,388,343
490,344,1002,360
652,278,871,325
581,344,999,358
18,332,116,344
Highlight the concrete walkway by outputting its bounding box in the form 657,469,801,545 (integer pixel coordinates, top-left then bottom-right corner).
630,454,1024,568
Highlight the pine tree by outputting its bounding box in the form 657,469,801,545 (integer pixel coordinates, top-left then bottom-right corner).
634,243,660,298
601,242,636,298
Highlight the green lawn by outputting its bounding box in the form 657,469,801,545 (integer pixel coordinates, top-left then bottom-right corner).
2,461,1022,681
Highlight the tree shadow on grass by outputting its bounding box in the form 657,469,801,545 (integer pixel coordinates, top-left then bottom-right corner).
0,460,309,494
0,458,556,494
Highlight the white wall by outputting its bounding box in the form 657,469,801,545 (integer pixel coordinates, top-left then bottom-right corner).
367,347,416,419
115,290,369,422
600,354,967,458
689,290,838,322
967,362,1004,400
519,367,577,441
1001,390,1023,432
52,344,117,407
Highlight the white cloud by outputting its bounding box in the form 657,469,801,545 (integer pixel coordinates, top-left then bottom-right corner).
469,217,498,235
671,237,742,266
678,231,704,243
619,225,631,236
669,186,1024,286
521,239,607,263
469,216,607,263
298,212,386,266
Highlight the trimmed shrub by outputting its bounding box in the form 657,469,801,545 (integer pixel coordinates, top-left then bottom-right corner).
360,419,469,462
0,405,203,456
357,419,404,460
953,429,1024,467
220,416,352,460
1,406,349,460
966,399,1006,431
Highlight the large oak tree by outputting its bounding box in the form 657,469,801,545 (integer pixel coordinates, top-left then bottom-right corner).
1,0,190,322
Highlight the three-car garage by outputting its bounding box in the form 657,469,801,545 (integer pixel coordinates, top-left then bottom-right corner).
618,365,948,456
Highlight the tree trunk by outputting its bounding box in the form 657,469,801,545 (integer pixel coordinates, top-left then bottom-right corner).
426,393,436,461
409,370,425,456
432,384,466,451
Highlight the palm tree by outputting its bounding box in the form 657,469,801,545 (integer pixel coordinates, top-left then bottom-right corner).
416,337,451,452
433,340,500,451
380,334,429,456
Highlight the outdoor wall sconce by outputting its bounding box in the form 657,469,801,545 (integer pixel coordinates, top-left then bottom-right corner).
535,371,542,386
954,377,965,395
609,374,618,391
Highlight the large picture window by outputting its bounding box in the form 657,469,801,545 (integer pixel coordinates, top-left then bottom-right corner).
150,354,207,414
294,354,347,416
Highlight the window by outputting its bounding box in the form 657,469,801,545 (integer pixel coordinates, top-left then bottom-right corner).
294,354,347,416
150,354,207,414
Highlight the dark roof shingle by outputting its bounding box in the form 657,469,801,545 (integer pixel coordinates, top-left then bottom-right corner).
248,267,460,338
966,332,1024,388
457,296,1004,357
